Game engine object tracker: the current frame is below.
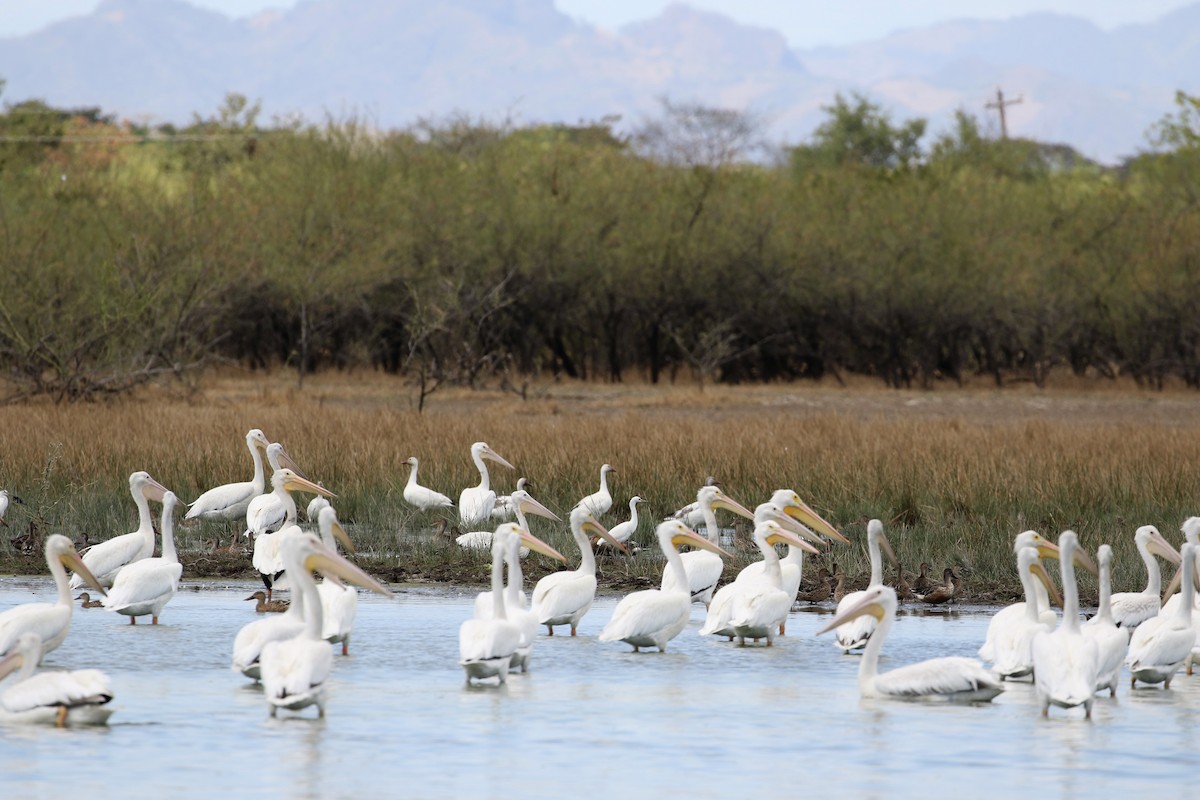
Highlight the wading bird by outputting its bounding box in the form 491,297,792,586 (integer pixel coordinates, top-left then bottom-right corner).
70,471,168,589
0,489,23,526
1127,543,1198,688
661,485,755,608
1110,525,1181,629
314,505,362,655
1032,531,1100,717
402,456,455,512
491,477,532,521
531,506,626,636
185,429,271,523
458,442,515,526
600,520,732,652
986,546,1062,681
596,496,645,552
917,567,962,605
0,632,113,726
102,490,183,625
0,535,106,660
248,468,335,600
577,463,617,518
1082,544,1130,696
833,519,898,653
245,591,289,613
75,593,103,609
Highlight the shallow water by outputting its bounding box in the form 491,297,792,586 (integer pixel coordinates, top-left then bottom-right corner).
2,580,1198,799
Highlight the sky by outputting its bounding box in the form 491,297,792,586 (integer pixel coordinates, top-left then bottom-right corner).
1,0,1195,46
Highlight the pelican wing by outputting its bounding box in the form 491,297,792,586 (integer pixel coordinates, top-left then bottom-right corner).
989,616,1050,677
317,580,357,643
455,531,494,551
252,530,287,575
1127,616,1196,670
599,589,689,643
261,638,332,707
662,551,722,598
729,583,791,631
473,589,529,620
875,656,1003,699
186,480,256,521
1,669,112,713
834,590,877,650
458,488,497,526
69,532,147,588
698,582,738,636
459,618,520,663
1110,591,1160,628
1081,620,1129,690
247,496,288,537
1032,630,1100,707
0,604,70,656
231,615,305,675
102,558,181,613
531,571,597,625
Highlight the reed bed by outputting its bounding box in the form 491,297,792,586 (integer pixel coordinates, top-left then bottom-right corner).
1,374,1198,602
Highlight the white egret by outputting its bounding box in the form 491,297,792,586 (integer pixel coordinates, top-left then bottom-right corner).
833,519,898,653
660,485,755,608
102,490,183,625
69,471,168,589
0,535,106,660
1031,531,1101,716
1126,542,1197,688
0,633,113,726
260,531,394,716
531,506,626,636
1082,544,1130,696
402,456,455,511
818,584,1004,702
577,463,616,518
600,521,732,652
185,429,271,522
458,442,515,526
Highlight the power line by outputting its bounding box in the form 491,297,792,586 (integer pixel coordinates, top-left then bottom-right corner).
985,88,1023,139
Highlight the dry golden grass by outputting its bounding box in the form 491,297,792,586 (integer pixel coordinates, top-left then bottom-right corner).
1,371,1198,600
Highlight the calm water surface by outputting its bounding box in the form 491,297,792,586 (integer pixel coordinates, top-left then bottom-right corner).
1,579,1197,799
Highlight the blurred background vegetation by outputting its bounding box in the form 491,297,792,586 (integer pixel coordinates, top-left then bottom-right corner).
3,82,1200,405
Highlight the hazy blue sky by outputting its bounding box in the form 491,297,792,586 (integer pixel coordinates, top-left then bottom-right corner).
1,0,1194,46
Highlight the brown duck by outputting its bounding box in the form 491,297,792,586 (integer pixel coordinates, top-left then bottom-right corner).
912,562,934,594
76,592,104,609
893,562,915,602
917,567,962,605
796,568,833,603
245,590,289,613
830,564,847,603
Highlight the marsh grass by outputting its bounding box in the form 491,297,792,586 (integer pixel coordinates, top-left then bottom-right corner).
1,374,1198,602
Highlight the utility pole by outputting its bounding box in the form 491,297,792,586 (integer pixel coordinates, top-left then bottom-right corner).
985,87,1023,139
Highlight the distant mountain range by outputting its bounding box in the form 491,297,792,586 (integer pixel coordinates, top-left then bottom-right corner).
1,0,1197,163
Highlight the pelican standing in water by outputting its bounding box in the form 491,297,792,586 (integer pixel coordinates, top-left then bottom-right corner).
1083,544,1130,696
458,442,516,526
1161,517,1200,673
70,471,168,589
601,521,731,652
475,492,562,614
248,468,335,600
1031,531,1101,716
185,429,271,523
102,490,183,625
661,485,755,608
1127,543,1198,688
0,535,107,660
979,531,1062,664
531,506,626,636
986,546,1062,681
313,505,362,655
0,633,113,726
460,524,564,683
577,463,617,518
260,531,395,716
1109,525,1180,629
232,527,309,680
401,456,455,511
699,521,818,646
833,519,898,653
818,584,1004,702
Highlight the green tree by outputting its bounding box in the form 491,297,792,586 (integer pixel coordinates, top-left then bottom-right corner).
790,92,926,171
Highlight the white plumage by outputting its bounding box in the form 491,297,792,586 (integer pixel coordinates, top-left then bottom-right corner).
314,506,359,655
576,463,616,518
601,521,729,652
1109,525,1180,629
531,506,624,636
103,490,183,624
0,489,22,526
248,467,334,599
1126,542,1197,689
661,485,755,608
185,429,271,522
1032,531,1100,717
596,495,644,551
978,530,1061,664
818,585,1004,702
0,535,107,661
0,632,113,726
231,528,307,681
460,525,526,683
1082,544,1130,696
402,456,455,511
491,477,531,521
70,471,168,589
986,547,1059,680
458,442,515,527
833,518,896,653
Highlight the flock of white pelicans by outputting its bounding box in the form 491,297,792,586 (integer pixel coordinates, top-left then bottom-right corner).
1,429,1199,725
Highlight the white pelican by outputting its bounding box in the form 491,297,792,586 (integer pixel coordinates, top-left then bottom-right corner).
1126,542,1197,688
185,429,271,522
668,476,719,528
69,471,168,589
596,496,645,551
102,490,183,625
1031,531,1100,716
0,535,106,660
458,442,515,526
979,531,1061,664
1161,517,1200,674
576,463,616,518
459,490,560,559
985,546,1062,680
1109,525,1180,628
699,521,818,646
660,486,755,608
1082,544,1130,695
818,584,1004,702
491,477,531,520
833,519,898,653
248,468,335,600
0,632,113,726
474,491,562,613
600,521,732,652
461,524,566,682
261,531,394,716
531,506,626,636
232,527,309,680
402,456,455,511
314,505,361,655
0,488,23,526
306,495,330,522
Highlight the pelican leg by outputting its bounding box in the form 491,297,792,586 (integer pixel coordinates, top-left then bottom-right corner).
632,645,639,653
737,636,745,647
545,625,554,636
55,706,67,727
570,625,577,637
1084,700,1093,719
129,616,136,625
1165,677,1173,690
270,706,277,717
152,615,159,625
779,621,786,636
341,640,349,656
726,635,734,642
